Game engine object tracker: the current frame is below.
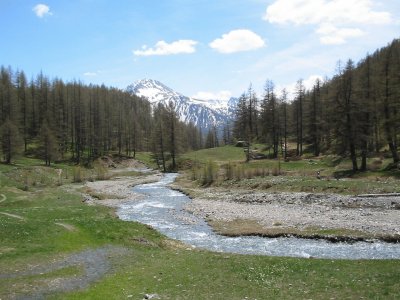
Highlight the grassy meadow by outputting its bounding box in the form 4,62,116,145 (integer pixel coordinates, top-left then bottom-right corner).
0,154,399,299
180,145,400,195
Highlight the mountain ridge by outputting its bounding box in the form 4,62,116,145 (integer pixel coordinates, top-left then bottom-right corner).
126,79,237,132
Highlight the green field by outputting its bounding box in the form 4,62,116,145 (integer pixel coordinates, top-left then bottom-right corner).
1,156,399,299
180,146,400,194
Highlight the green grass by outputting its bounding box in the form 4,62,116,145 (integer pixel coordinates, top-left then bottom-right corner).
1,157,400,299
182,145,245,163
134,151,158,169
180,146,400,194
214,174,400,195
182,145,399,173
57,251,400,300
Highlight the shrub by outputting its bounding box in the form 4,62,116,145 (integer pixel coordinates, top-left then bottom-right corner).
201,160,218,186
272,166,280,176
73,166,83,183
22,170,30,191
190,165,202,181
94,164,109,180
370,158,383,171
224,161,235,180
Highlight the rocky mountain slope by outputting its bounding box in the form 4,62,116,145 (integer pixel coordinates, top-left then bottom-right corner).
126,79,237,132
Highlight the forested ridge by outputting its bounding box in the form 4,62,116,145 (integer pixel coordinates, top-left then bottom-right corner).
233,38,400,171
0,68,201,167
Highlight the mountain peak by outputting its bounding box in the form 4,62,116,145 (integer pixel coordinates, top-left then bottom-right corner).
126,79,237,132
127,79,182,104
131,78,168,91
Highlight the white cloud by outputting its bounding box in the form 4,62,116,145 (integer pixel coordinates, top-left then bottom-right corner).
276,74,324,99
83,72,98,77
192,90,232,101
133,40,197,56
33,4,52,18
209,29,265,54
264,0,392,44
303,74,324,90
317,23,365,45
264,0,392,26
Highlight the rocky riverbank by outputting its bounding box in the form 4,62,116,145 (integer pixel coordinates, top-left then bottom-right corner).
83,173,162,207
78,159,162,207
181,187,400,242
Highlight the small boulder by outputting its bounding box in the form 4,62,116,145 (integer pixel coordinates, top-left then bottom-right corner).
144,294,160,300
235,140,249,147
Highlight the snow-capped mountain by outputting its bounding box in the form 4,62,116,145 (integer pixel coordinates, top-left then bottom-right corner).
126,79,238,132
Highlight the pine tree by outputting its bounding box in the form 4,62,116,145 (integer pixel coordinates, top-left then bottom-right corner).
39,121,58,166
261,80,279,158
280,88,288,159
380,41,399,164
233,93,248,140
356,55,373,171
166,101,178,170
151,104,167,172
16,70,29,152
308,78,322,157
0,119,23,163
341,60,358,171
294,79,304,156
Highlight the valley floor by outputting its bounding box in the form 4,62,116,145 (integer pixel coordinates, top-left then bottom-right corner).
84,166,400,242
2,157,400,299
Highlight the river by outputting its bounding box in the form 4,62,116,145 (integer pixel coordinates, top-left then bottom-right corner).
117,173,400,259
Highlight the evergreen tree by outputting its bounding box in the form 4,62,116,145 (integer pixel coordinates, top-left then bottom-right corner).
261,80,279,158
380,41,399,164
39,121,58,166
294,79,304,156
151,104,167,172
0,119,23,163
308,78,322,157
356,55,373,171
16,70,29,152
280,88,288,159
233,93,248,140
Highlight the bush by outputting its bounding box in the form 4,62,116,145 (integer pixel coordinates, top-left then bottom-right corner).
21,170,30,191
73,166,83,183
201,160,218,186
190,165,202,181
221,163,272,181
272,166,280,176
224,162,235,180
94,164,109,180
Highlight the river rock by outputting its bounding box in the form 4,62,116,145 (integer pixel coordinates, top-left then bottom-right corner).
143,293,160,299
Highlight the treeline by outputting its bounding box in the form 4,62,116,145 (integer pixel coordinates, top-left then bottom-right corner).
0,67,201,168
233,38,400,171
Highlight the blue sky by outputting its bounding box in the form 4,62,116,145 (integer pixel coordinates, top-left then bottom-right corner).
1,0,399,100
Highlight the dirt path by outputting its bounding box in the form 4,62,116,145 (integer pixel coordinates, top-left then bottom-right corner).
0,212,25,220
1,245,129,299
55,222,76,231
0,194,6,203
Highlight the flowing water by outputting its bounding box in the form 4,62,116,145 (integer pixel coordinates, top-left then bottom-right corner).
117,173,400,259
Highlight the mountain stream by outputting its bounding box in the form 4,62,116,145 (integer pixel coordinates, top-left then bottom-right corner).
117,173,400,259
